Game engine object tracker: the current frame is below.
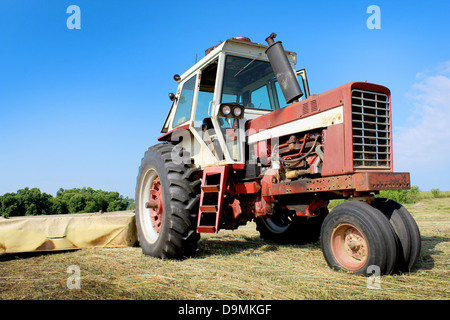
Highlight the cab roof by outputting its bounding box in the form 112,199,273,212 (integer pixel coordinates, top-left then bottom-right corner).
177,37,297,82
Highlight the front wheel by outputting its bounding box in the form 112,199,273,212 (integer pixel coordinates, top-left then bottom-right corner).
320,201,398,275
371,198,421,272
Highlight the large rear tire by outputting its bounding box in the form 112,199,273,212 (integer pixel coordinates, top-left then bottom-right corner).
320,201,398,275
135,143,201,259
371,198,421,272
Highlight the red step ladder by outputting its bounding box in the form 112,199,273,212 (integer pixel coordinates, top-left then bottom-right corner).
196,166,229,233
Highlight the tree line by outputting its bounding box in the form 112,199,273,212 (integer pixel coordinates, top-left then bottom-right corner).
0,187,135,218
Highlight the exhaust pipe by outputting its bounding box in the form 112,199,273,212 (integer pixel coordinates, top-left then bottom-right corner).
265,33,303,104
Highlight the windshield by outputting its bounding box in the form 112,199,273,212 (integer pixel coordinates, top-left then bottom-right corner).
221,55,281,111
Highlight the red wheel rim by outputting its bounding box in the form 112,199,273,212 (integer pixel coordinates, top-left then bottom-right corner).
149,177,163,233
330,223,369,271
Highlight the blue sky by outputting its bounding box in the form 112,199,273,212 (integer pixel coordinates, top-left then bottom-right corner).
1,0,449,198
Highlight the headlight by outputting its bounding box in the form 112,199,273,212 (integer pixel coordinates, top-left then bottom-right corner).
218,103,244,119
232,106,242,117
222,105,232,116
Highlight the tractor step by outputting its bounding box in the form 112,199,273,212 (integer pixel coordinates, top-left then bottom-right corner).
196,226,216,233
201,185,220,193
197,166,228,233
199,205,218,213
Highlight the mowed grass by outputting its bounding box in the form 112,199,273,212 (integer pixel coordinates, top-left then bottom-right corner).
0,197,449,300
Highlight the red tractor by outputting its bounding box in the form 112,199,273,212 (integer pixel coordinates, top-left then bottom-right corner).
135,33,421,275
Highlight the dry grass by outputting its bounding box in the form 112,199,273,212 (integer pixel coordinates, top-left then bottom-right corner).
0,197,449,300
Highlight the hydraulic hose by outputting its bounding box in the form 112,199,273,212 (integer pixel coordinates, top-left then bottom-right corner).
271,135,319,163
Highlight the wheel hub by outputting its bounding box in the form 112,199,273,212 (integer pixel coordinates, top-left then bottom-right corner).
344,230,367,261
331,224,369,271
149,177,163,233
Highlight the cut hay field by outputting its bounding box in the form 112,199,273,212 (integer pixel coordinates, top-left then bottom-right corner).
0,197,449,301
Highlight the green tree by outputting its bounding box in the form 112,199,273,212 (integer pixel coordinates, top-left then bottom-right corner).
0,188,53,217
126,198,135,211
54,187,131,213
49,197,68,215
0,193,23,217
1,187,134,217
67,193,87,213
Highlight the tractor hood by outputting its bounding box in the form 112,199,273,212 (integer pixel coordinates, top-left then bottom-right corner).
246,81,391,137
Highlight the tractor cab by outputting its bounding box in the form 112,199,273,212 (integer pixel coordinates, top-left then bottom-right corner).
159,37,310,168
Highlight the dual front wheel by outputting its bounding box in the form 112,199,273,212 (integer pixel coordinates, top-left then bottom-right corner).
320,199,421,275
256,198,421,275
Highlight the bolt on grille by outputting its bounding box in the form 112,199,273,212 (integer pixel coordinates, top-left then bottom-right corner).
352,89,391,169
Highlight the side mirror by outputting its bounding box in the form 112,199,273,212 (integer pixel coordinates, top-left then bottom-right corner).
173,74,181,81
168,93,176,101
296,69,310,99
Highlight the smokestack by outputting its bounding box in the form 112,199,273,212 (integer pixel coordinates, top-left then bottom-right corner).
265,33,303,104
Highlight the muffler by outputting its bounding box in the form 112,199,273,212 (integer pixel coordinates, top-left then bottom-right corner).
265,33,303,104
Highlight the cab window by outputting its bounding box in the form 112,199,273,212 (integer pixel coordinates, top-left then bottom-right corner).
194,59,218,128
250,84,272,110
172,75,196,127
221,55,278,110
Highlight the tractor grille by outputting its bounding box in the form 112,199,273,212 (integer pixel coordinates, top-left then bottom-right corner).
352,89,391,169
